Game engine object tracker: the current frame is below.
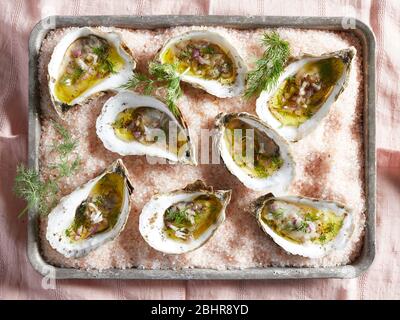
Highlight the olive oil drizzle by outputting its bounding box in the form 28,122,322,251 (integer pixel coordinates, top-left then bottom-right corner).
163,194,222,242
111,106,187,154
263,200,344,245
268,57,345,127
66,172,125,241
224,118,283,178
162,40,236,85
54,35,125,104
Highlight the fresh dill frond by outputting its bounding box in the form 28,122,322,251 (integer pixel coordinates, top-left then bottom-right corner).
53,140,76,157
201,46,215,55
296,221,310,233
93,45,116,74
52,120,71,140
143,82,155,96
271,208,284,219
244,31,291,99
104,59,117,74
120,72,155,94
148,62,182,117
14,123,80,217
71,66,84,82
51,121,80,178
166,208,188,225
179,49,191,59
52,121,77,157
92,45,108,59
165,76,182,117
120,62,183,117
51,156,81,178
13,165,57,217
69,157,81,172
148,61,178,81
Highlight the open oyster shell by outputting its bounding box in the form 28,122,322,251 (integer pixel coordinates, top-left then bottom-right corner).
253,193,354,258
96,91,197,165
46,159,133,258
139,180,231,254
256,48,356,142
215,112,295,193
158,30,247,98
48,27,136,117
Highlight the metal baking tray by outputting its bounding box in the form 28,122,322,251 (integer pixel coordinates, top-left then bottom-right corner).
28,15,376,279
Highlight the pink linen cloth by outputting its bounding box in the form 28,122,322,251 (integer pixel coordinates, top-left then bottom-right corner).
0,0,399,299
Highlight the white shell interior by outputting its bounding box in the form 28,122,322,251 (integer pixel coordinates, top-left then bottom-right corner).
257,196,354,258
48,27,136,107
256,49,354,142
139,189,230,254
159,30,247,98
46,162,131,258
217,113,295,194
96,91,196,164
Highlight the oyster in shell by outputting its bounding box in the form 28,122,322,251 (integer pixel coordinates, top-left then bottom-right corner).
158,30,247,98
46,159,133,258
48,27,136,117
96,91,196,165
256,48,355,141
215,112,295,193
139,180,231,254
254,193,354,258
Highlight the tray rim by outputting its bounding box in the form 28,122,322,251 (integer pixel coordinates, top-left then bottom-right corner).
27,15,376,280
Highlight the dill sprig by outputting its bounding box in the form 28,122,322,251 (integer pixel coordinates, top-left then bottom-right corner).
120,62,182,117
51,121,81,179
50,156,81,178
13,165,57,217
166,207,189,225
149,62,182,107
14,122,80,217
148,62,179,81
120,73,155,95
296,221,310,233
93,45,117,74
104,59,117,74
271,208,284,219
52,121,77,157
244,31,291,99
149,62,183,115
92,45,107,58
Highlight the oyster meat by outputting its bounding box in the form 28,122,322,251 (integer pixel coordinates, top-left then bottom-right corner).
256,48,355,141
158,30,247,98
48,27,136,117
215,112,295,193
96,91,196,165
46,159,133,258
139,180,231,254
254,193,354,258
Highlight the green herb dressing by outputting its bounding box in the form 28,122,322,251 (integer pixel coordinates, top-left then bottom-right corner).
223,118,283,178
262,200,344,245
54,35,124,104
111,106,187,154
163,194,222,242
162,39,236,85
268,57,345,127
66,172,125,241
